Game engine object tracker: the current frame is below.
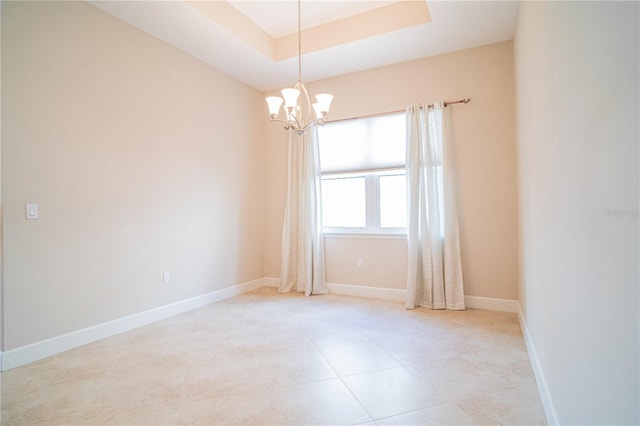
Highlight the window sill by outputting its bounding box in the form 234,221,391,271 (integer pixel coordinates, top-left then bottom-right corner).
323,232,407,240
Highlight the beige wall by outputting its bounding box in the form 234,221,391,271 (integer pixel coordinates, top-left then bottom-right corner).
514,2,639,424
324,237,407,289
265,41,518,299
1,1,265,350
0,1,3,353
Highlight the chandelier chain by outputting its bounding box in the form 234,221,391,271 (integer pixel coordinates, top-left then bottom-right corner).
298,0,302,83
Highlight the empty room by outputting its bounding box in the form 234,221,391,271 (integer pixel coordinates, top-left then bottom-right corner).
1,1,638,425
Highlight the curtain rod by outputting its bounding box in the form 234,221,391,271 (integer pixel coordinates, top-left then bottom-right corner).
325,97,471,124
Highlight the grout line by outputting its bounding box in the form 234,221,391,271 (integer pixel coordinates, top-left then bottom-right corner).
336,374,376,424
302,321,376,423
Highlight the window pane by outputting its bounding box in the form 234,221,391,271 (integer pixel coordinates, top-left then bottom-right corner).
380,174,407,228
321,176,366,228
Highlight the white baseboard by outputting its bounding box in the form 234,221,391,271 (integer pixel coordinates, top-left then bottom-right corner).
264,277,279,288
264,278,405,302
516,302,558,425
464,295,519,313
1,278,265,371
327,282,406,302
266,278,519,310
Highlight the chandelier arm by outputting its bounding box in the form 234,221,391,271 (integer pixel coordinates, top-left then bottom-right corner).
270,117,294,126
284,108,301,131
271,116,302,133
301,118,320,134
290,111,303,131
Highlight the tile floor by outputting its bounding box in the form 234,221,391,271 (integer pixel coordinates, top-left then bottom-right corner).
1,287,547,425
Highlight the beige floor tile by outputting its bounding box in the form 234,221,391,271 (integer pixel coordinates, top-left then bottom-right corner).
370,331,461,365
342,366,444,420
320,343,402,376
405,355,524,402
269,378,372,425
175,389,275,425
182,347,338,395
177,356,262,403
1,287,546,426
375,403,478,425
90,404,180,426
2,370,184,425
242,327,318,357
303,325,374,349
458,382,547,425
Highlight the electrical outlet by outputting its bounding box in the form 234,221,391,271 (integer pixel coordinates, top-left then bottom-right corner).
163,271,171,284
357,258,364,268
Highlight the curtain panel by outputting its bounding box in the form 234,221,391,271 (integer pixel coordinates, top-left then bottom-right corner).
405,102,465,310
279,126,328,296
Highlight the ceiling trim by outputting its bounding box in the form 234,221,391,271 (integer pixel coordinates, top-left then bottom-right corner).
274,0,431,61
186,0,431,62
186,0,274,59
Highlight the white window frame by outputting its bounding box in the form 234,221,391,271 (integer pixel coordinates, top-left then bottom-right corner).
318,111,407,236
321,168,407,235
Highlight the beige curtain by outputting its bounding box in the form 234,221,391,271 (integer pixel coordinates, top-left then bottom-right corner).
405,102,464,310
279,126,328,296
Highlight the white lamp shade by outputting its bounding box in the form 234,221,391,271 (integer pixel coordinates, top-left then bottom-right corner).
281,88,301,108
315,93,334,113
312,103,324,119
266,96,283,116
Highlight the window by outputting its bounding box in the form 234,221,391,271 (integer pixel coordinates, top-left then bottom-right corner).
318,113,407,234
379,173,408,228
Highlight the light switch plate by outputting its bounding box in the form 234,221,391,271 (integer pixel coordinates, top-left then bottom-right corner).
26,203,39,220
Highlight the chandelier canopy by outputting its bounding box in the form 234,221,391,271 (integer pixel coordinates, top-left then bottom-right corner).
265,0,333,136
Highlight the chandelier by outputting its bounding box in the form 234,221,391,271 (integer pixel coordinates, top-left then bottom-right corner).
265,0,334,136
